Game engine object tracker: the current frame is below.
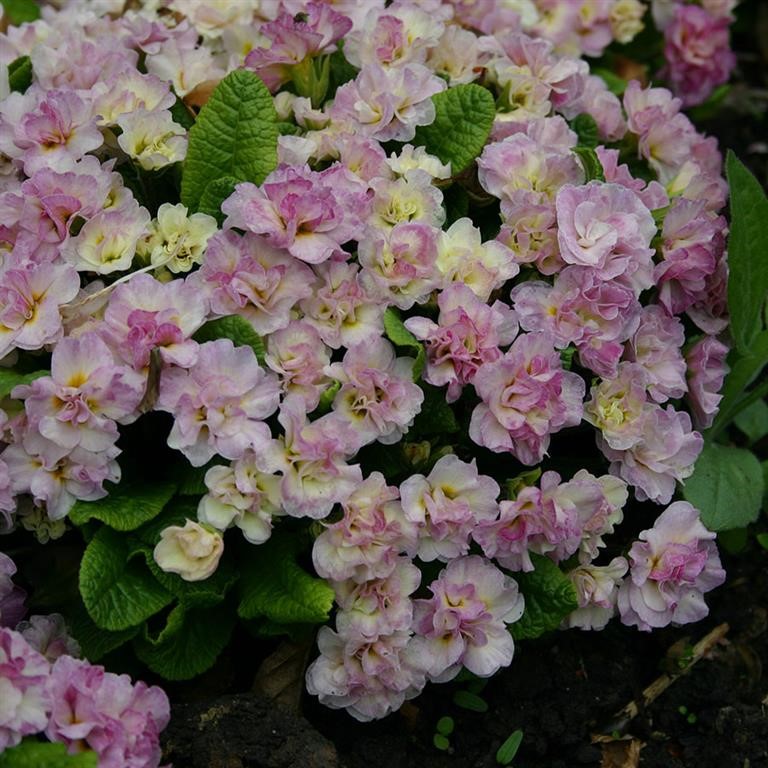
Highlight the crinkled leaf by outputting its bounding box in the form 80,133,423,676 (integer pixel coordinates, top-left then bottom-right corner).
413,84,496,174
572,146,605,182
726,151,768,352
197,175,239,225
134,601,235,680
511,554,578,640
734,399,768,443
572,113,599,148
134,497,199,548
238,530,334,624
67,602,140,662
69,481,176,531
0,369,47,399
0,740,97,768
180,69,278,211
79,526,172,631
682,442,764,531
410,384,458,436
194,314,266,363
383,308,425,380
0,0,40,25
276,121,302,136
7,55,32,93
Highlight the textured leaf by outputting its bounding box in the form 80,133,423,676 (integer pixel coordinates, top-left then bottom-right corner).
0,741,97,768
726,151,768,352
511,554,578,640
180,69,278,211
572,113,599,148
79,527,172,631
194,314,266,363
413,84,495,174
238,530,334,624
572,146,605,182
69,481,176,531
0,369,47,399
734,399,768,443
197,175,239,225
383,308,425,380
134,602,235,680
0,0,40,25
682,442,764,531
7,55,32,93
67,603,140,662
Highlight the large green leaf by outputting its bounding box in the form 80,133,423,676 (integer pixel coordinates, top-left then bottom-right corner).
67,603,140,662
180,69,278,211
0,741,97,768
197,175,239,225
682,442,764,531
726,151,768,353
79,527,172,631
194,315,266,364
510,554,578,640
383,308,425,380
238,530,334,624
69,481,176,531
7,55,32,93
412,84,495,174
0,369,48,399
133,602,235,680
0,0,40,25
572,113,599,148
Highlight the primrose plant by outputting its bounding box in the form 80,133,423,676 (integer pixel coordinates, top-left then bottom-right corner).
0,0,757,761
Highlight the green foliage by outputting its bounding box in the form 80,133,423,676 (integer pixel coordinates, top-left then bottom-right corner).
169,96,195,131
180,69,278,211
79,527,172,631
237,530,334,624
174,458,221,496
133,602,235,680
413,84,496,174
194,314,266,363
511,554,578,640
69,481,176,531
436,716,455,736
383,308,426,380
433,734,451,751
0,741,97,768
197,175,239,225
0,0,40,25
726,152,768,353
410,384,459,437
67,604,140,662
0,369,47,399
682,442,764,531
496,729,524,766
572,146,605,182
572,114,599,149
591,68,627,95
452,690,489,713
7,55,32,93
733,399,768,443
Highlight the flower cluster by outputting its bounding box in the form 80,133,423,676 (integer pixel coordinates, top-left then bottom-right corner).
0,0,732,728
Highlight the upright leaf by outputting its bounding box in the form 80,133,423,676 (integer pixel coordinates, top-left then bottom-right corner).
67,603,140,662
412,84,496,174
7,55,32,93
194,314,266,363
180,69,278,211
69,481,176,531
572,113,599,148
572,146,605,182
238,531,334,624
511,554,578,640
383,308,426,379
726,151,768,352
197,175,239,224
79,527,172,631
682,442,764,531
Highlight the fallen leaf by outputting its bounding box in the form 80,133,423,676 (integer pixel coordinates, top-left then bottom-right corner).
252,639,312,711
600,738,643,768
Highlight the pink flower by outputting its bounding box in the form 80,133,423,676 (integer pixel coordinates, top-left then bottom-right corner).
400,455,500,562
564,558,628,631
405,284,518,402
16,614,80,663
469,332,585,465
325,338,424,449
313,472,418,583
0,627,51,751
661,4,736,107
46,655,170,768
618,502,725,630
685,335,729,430
156,339,281,467
411,556,524,681
222,164,370,264
192,229,314,336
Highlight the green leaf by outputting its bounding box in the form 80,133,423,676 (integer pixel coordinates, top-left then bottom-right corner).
0,740,97,768
433,734,451,751
134,601,235,680
194,314,266,363
682,442,764,531
169,95,195,131
572,146,605,182
592,68,627,95
452,690,489,713
383,308,426,380
197,175,238,225
180,69,278,211
67,603,140,662
511,554,578,640
436,716,455,736
757,532,768,550
0,368,48,399
410,384,458,436
496,729,524,766
572,114,599,149
413,84,496,174
276,121,302,136
79,527,172,631
726,151,768,352
734,399,768,443
7,55,32,93
238,530,334,624
174,458,220,496
717,527,748,555
69,481,176,531
0,0,40,25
